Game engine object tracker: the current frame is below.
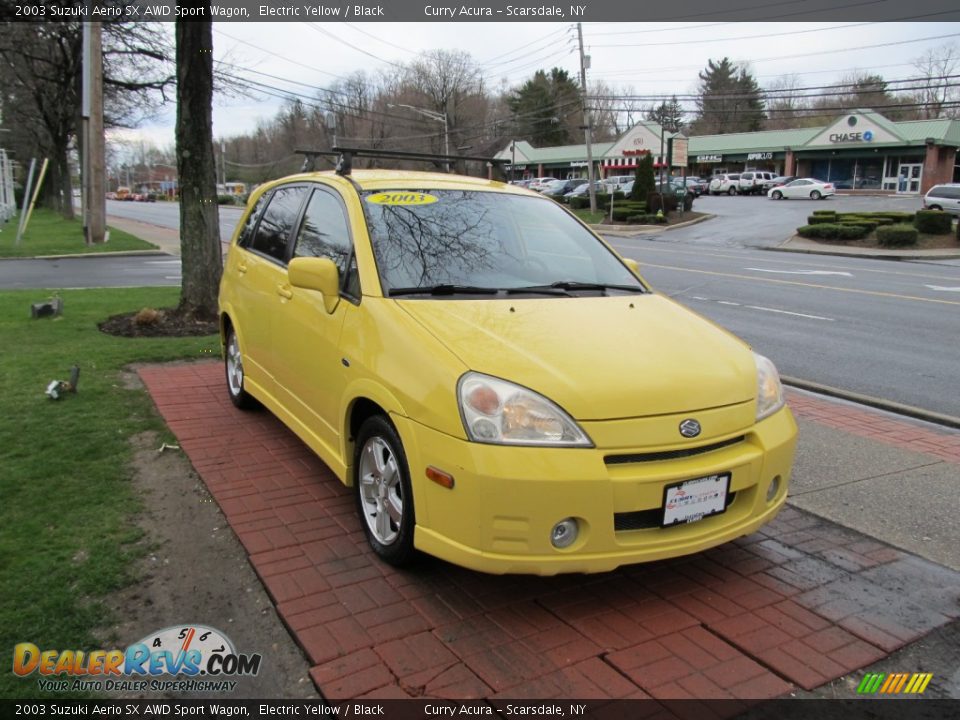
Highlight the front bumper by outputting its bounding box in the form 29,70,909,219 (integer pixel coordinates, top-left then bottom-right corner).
403,405,798,575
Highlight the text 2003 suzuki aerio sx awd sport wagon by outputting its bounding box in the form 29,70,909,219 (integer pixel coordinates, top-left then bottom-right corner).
218,161,797,575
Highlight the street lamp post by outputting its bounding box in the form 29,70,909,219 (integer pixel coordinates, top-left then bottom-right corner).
387,103,450,171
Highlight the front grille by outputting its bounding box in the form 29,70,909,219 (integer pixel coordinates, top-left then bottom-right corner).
605,435,745,465
614,491,737,531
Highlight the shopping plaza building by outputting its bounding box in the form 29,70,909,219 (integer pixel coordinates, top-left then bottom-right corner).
497,109,960,193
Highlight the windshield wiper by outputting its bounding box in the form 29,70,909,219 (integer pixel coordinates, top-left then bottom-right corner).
513,281,645,295
504,286,572,296
389,284,500,297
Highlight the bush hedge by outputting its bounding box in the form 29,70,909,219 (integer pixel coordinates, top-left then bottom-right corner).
626,214,666,224
876,223,918,247
913,209,953,235
811,209,836,216
807,215,837,225
797,223,870,240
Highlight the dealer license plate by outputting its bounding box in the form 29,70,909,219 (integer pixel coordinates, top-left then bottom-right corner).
662,473,731,527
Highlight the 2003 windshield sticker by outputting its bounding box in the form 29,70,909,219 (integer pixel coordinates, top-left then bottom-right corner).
366,191,438,206
13,624,261,693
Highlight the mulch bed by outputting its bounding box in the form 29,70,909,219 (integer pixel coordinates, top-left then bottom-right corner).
99,308,219,338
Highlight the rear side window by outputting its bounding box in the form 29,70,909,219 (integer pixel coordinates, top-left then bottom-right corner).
251,186,308,262
236,195,267,249
930,186,960,199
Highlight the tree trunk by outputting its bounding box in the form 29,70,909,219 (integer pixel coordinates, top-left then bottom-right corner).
175,18,221,322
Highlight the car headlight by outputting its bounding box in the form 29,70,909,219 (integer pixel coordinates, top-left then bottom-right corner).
754,353,785,421
457,372,592,447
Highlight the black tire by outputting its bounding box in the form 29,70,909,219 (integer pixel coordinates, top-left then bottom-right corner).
810,190,822,200
929,204,943,211
772,190,783,200
354,416,416,566
728,187,737,196
224,325,258,409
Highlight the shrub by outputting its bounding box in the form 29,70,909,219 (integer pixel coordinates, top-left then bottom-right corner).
807,215,836,225
630,154,656,202
876,223,918,247
811,210,837,217
797,223,867,240
837,217,879,232
626,214,664,224
836,225,870,239
873,211,915,223
913,209,953,235
217,194,237,205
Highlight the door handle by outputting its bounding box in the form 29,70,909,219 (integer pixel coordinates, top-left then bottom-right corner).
277,285,293,300
237,263,248,274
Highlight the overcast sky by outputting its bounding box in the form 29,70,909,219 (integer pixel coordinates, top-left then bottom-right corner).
113,20,960,152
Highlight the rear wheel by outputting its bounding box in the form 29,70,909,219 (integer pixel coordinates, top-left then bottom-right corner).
225,326,257,409
772,190,783,200
728,187,737,196
355,416,416,566
928,204,943,211
810,190,822,200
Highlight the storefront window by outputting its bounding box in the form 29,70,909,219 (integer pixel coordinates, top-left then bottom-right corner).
855,160,883,189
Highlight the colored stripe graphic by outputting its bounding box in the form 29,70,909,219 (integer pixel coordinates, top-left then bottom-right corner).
857,672,932,694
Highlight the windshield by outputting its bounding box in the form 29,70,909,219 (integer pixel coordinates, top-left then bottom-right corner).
363,190,644,297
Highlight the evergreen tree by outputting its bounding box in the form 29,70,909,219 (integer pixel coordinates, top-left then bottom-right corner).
630,153,655,202
646,95,684,133
692,58,765,135
508,68,581,146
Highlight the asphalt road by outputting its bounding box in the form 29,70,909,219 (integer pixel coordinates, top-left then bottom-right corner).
651,193,923,247
0,255,181,289
106,199,245,242
604,238,960,419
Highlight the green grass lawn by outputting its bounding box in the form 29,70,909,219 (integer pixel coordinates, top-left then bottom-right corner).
0,209,158,258
0,287,218,698
571,208,607,225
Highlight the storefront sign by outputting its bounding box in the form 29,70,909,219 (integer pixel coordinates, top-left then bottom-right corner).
672,137,689,167
569,161,588,167
747,152,773,160
828,130,874,143
623,149,650,156
697,154,722,163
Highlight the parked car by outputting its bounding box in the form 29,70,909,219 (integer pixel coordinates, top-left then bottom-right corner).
767,178,835,200
542,179,587,199
709,174,741,195
923,183,960,216
218,163,797,575
527,177,559,192
738,171,776,195
563,181,604,200
683,177,707,196
601,175,635,193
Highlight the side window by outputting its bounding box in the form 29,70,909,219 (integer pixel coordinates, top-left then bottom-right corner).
293,187,359,297
236,194,268,249
250,186,308,262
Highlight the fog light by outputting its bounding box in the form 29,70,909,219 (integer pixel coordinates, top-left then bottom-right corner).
551,518,578,549
766,475,781,503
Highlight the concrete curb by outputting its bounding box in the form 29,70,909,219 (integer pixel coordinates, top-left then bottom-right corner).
765,235,960,261
783,375,960,430
591,213,715,237
0,249,170,261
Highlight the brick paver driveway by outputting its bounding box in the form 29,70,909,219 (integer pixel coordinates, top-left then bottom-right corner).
140,363,960,701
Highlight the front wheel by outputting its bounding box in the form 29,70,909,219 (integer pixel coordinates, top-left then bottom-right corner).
772,190,783,200
728,187,737,196
225,326,257,409
355,416,416,566
810,190,822,200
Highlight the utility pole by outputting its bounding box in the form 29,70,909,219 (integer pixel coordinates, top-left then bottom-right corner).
83,21,106,244
576,23,597,214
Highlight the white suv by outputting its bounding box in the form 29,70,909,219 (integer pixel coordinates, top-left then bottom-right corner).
923,184,960,216
709,174,740,195
738,171,775,195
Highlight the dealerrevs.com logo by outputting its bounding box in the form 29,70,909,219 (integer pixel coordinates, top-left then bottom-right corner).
13,624,262,693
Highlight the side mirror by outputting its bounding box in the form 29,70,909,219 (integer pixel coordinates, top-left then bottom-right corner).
288,257,340,314
622,257,648,286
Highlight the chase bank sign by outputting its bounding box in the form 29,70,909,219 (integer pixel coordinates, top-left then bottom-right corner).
828,130,874,143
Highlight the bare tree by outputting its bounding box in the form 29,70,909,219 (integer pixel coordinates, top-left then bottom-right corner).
175,19,221,321
912,43,960,119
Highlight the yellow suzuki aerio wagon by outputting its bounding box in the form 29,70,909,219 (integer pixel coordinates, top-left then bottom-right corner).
218,155,797,575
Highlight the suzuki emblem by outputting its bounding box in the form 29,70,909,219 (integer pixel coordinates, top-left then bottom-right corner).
679,419,701,438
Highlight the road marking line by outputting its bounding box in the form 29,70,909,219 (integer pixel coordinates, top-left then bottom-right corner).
717,301,740,306
746,267,852,277
165,276,182,280
144,260,181,265
746,305,834,321
925,284,960,292
642,263,960,306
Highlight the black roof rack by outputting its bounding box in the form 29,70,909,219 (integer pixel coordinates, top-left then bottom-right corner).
294,147,508,176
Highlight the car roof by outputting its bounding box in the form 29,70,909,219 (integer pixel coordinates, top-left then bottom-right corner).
253,169,531,197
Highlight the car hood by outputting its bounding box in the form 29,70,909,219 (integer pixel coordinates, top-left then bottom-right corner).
397,294,756,420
